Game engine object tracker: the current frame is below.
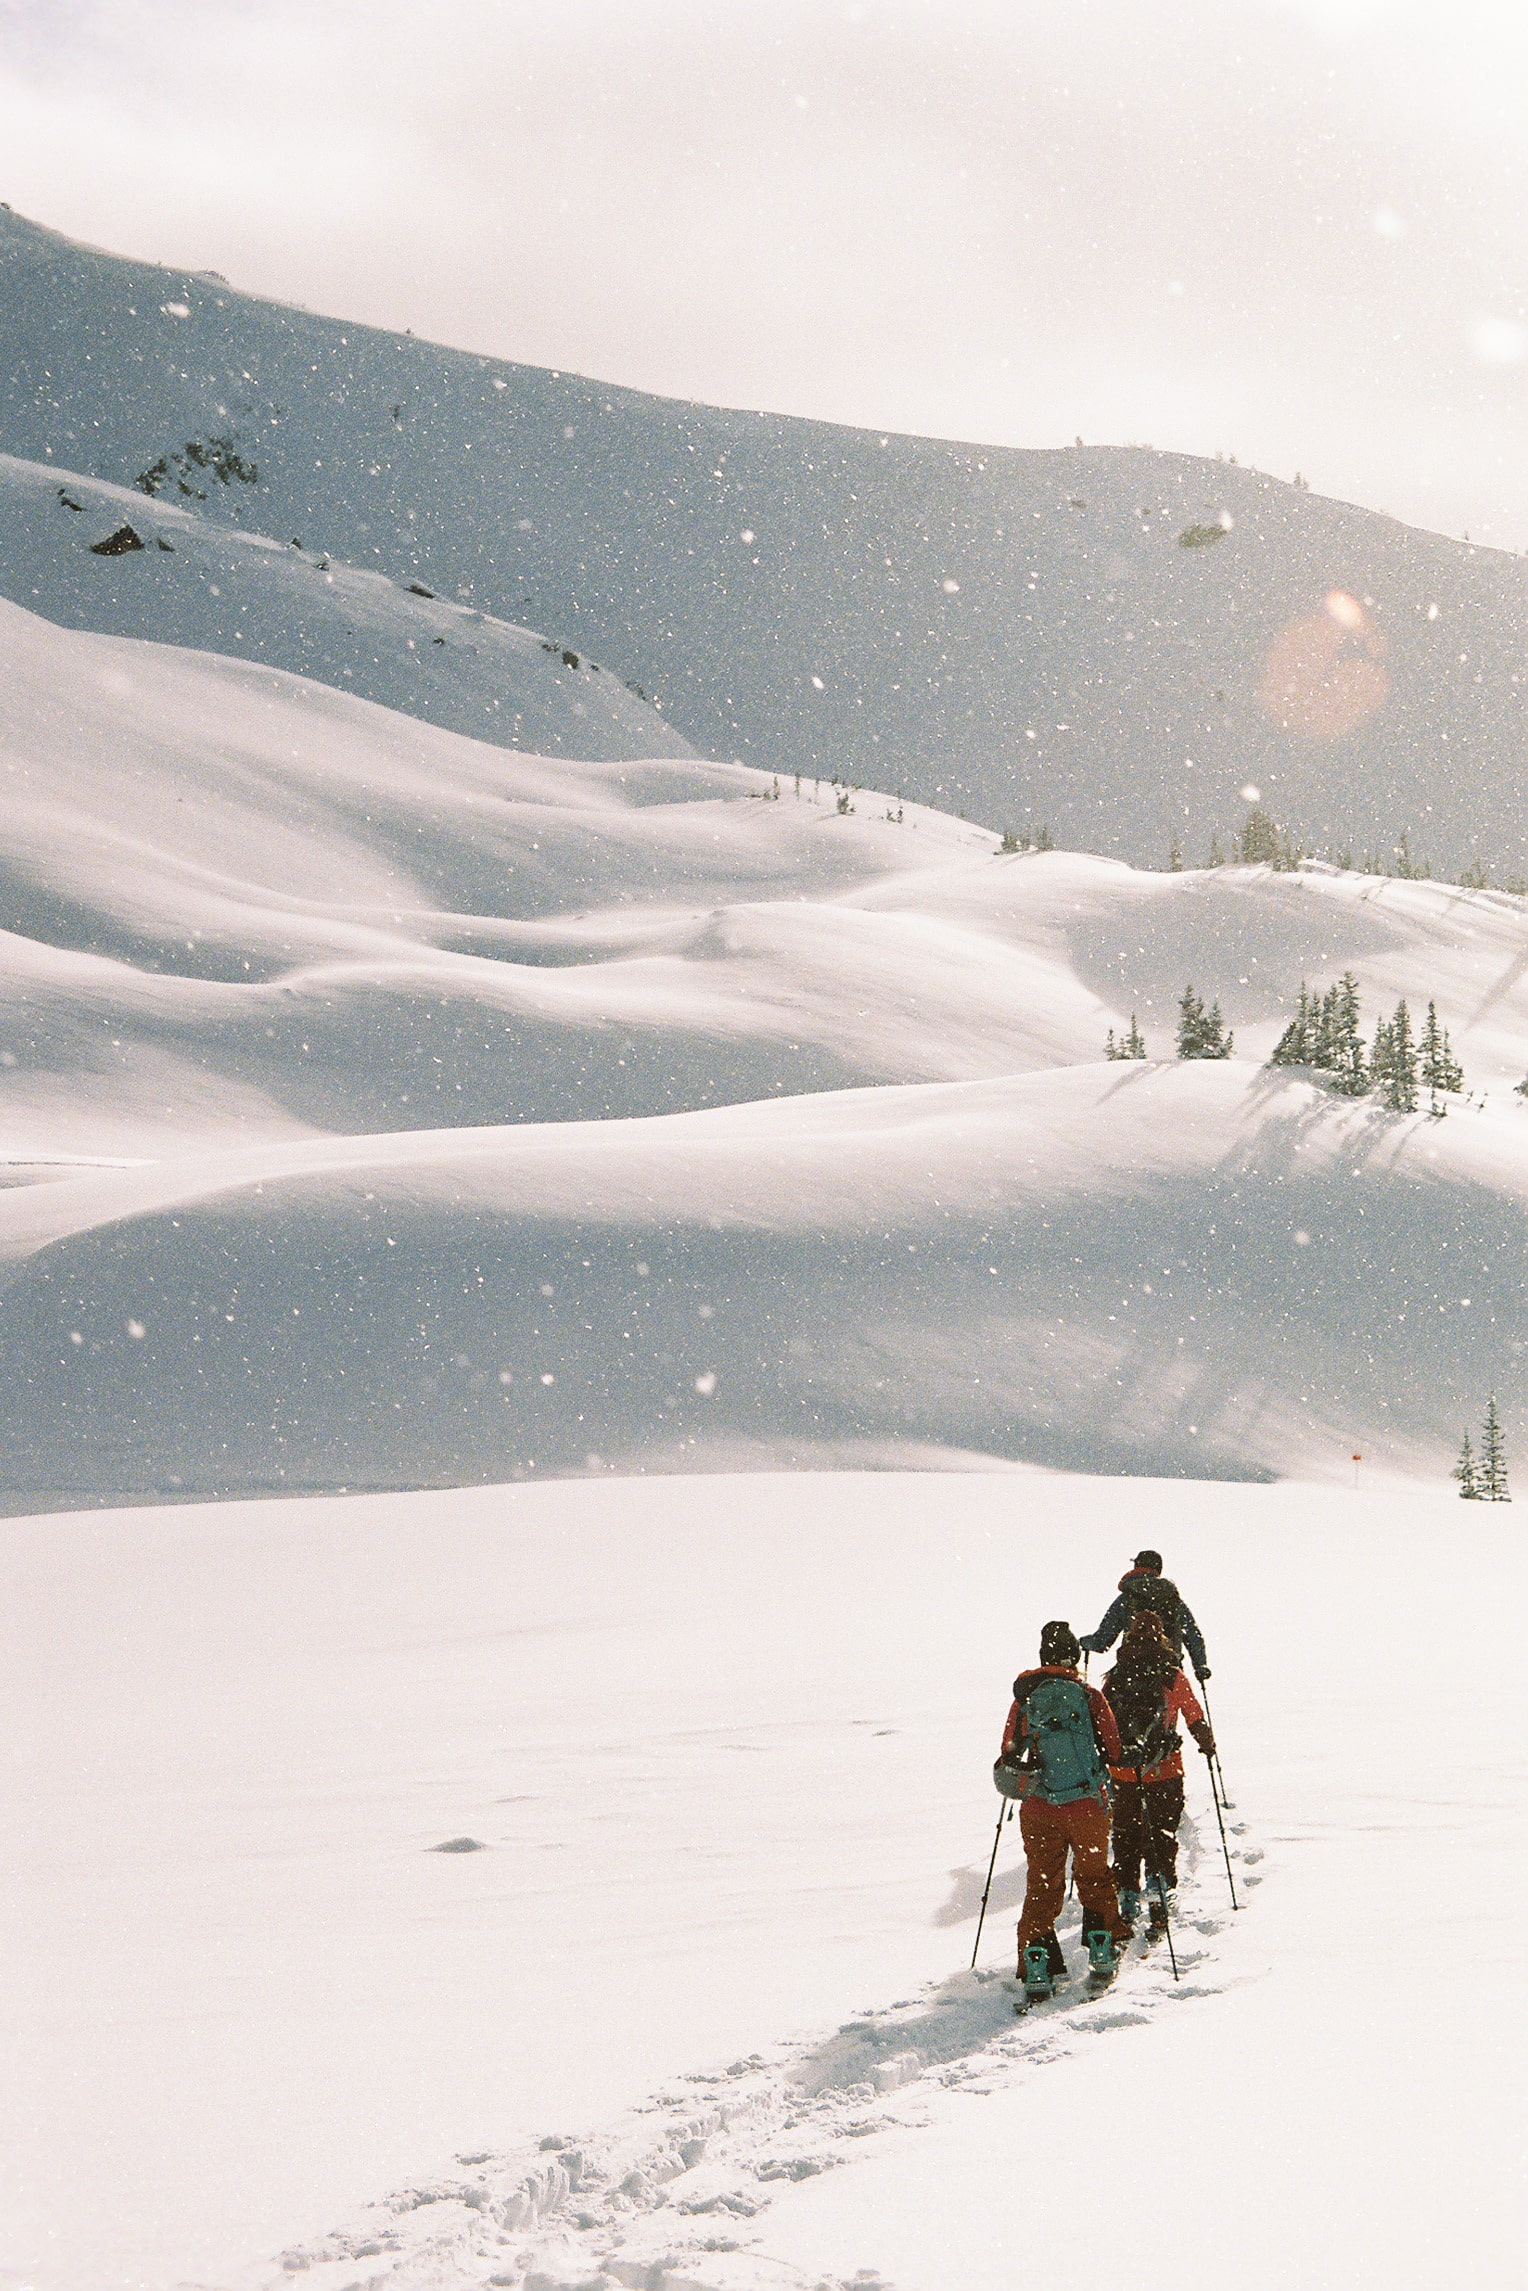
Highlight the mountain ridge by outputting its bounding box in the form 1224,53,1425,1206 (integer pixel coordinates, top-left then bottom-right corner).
4,205,1526,876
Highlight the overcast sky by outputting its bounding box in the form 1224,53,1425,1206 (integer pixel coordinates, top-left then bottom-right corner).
3,0,1527,548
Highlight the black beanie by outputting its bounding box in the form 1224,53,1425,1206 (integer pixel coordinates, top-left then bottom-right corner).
1134,1549,1163,1572
1039,1620,1081,1666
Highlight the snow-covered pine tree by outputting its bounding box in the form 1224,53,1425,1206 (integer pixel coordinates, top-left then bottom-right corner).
1168,833,1183,873
1454,1429,1479,1499
1383,1000,1418,1112
1419,1001,1460,1114
1481,1396,1511,1502
1370,1012,1392,1093
1238,806,1280,865
1269,983,1315,1066
1124,1013,1147,1058
1179,988,1232,1058
1177,986,1207,1057
1104,1027,1120,1059
1327,973,1368,1094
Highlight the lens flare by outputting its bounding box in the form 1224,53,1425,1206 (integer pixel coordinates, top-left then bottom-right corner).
1256,591,1388,740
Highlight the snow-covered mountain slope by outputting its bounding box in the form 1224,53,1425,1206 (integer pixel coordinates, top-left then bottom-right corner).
0,450,688,761
4,594,1527,1158
2,597,1526,1500
2,1056,1523,1501
4,206,1526,874
3,1471,1517,2291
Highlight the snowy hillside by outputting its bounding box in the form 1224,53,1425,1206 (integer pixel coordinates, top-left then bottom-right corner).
3,1470,1519,2291
0,449,688,761
1,595,1526,1502
3,206,1527,874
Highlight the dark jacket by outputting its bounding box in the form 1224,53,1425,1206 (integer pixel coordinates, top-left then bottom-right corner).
1080,1569,1208,1677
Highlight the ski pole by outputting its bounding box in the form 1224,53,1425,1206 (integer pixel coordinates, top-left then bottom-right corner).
971,1799,1011,1969
1197,1680,1232,1805
1153,1869,1180,1981
1206,1752,1240,1910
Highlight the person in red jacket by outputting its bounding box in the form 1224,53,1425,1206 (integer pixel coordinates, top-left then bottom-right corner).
1102,1610,1216,1924
997,1620,1131,1994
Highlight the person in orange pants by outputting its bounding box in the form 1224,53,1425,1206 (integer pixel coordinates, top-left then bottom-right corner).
997,1620,1131,1994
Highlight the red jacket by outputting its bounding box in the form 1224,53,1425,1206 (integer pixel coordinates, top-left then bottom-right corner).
1000,1664,1124,1774
1107,1670,1207,1785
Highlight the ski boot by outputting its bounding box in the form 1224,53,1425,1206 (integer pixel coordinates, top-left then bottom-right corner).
1118,1887,1142,1933
1085,1929,1120,1989
1019,1941,1054,2006
1146,1886,1177,1938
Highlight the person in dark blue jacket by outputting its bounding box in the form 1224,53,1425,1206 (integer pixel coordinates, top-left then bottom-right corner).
1079,1550,1210,1681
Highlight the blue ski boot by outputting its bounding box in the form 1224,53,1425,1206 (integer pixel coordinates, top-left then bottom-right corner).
1020,1942,1054,2004
1086,1929,1120,1989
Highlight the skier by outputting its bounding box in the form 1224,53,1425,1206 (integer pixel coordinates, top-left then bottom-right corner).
1079,1548,1210,1681
1102,1611,1215,1927
996,1620,1132,2001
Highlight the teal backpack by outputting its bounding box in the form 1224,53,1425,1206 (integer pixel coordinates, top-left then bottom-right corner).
1018,1674,1107,1805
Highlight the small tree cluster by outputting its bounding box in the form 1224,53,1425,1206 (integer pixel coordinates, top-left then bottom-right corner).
1268,980,1462,1116
1105,1015,1147,1060
1177,987,1233,1059
1455,1396,1510,1501
1269,974,1367,1095
1237,806,1305,871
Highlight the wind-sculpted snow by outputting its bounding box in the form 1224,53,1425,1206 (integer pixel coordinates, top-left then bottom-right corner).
3,207,1527,873
1,1063,1525,1500
2,593,1527,1496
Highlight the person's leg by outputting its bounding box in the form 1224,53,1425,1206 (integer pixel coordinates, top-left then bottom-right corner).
1016,1797,1069,1951
1066,1796,1130,1942
1110,1781,1146,1896
1144,1776,1186,1889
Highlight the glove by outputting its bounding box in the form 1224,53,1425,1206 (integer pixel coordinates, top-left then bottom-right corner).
1190,1720,1216,1759
1196,1666,1211,1683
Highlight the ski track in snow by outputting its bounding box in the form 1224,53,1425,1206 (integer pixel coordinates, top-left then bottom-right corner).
269,1811,1261,2291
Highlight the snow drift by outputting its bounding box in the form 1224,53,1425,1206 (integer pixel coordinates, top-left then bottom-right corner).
1,596,1526,1500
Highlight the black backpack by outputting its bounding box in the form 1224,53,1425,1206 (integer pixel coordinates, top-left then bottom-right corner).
1104,1661,1176,1771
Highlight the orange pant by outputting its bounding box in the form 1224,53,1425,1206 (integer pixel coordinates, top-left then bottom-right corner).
1017,1792,1128,1948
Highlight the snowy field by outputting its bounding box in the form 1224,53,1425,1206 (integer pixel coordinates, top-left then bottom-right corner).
3,1467,1520,2291
3,207,1526,2291
1,592,1526,1499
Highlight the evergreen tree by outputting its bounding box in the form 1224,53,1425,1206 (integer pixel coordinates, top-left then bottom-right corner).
1177,987,1232,1059
1207,830,1225,868
1104,1027,1121,1060
1481,1396,1511,1502
1269,983,1316,1067
1327,973,1368,1094
1168,832,1183,873
1382,1000,1418,1112
1035,823,1054,852
1419,1001,1462,1113
1123,1013,1147,1059
1454,1429,1479,1499
1238,806,1281,866
1370,1013,1392,1092
1177,987,1207,1056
